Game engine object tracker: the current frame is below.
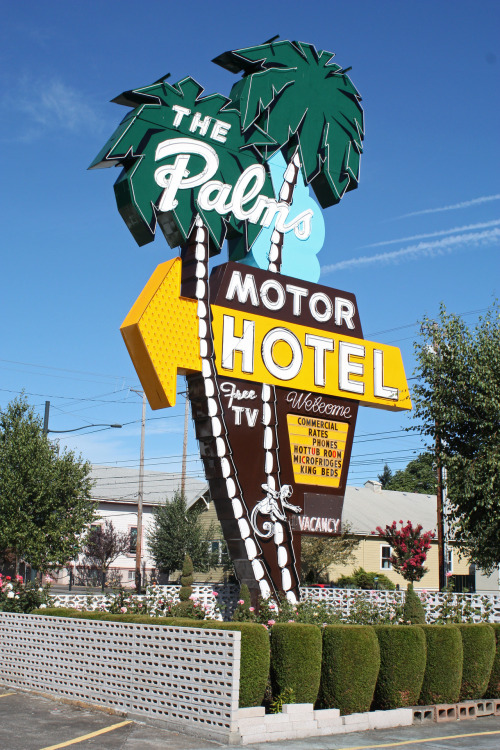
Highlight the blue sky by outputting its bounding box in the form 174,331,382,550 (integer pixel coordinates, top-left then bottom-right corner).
1,1,498,499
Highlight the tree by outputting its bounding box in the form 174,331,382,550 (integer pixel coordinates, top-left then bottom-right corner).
80,520,130,589
0,396,95,573
375,521,434,584
412,302,500,572
301,523,361,583
146,490,215,580
378,464,393,488
382,453,437,494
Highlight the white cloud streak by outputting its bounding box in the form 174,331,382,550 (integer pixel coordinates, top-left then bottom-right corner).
322,228,500,275
2,77,105,141
395,195,500,219
360,220,500,250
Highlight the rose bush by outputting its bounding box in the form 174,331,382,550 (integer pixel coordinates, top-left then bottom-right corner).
0,574,51,613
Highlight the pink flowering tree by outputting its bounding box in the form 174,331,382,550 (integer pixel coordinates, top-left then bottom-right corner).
375,521,434,583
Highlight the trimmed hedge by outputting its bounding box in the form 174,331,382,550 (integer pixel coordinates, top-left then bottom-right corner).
456,623,495,700
403,585,426,625
31,609,269,708
486,623,500,698
419,625,463,704
373,625,426,709
319,625,380,715
270,623,322,704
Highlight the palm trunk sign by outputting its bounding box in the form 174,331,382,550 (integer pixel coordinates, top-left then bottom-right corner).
90,40,411,603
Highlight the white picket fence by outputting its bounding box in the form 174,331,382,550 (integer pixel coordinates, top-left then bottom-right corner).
49,585,500,623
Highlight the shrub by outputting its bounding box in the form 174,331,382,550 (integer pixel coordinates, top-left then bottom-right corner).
0,576,51,613
403,584,426,624
232,584,255,622
419,625,463,704
486,623,500,698
200,621,270,708
335,568,395,590
270,623,322,704
456,623,496,700
373,625,426,709
319,625,380,714
179,554,194,601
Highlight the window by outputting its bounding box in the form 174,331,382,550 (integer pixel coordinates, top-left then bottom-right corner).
209,540,222,564
446,548,453,574
129,527,137,554
380,545,392,570
128,570,135,581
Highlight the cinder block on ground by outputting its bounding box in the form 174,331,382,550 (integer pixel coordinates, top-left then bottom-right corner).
342,712,370,728
368,709,413,729
314,708,340,721
476,700,494,716
264,713,291,730
435,704,457,722
237,706,265,719
457,701,477,720
412,706,436,723
282,702,314,716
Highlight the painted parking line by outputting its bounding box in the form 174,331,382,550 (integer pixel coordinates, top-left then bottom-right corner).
0,692,15,698
39,719,133,750
336,728,500,749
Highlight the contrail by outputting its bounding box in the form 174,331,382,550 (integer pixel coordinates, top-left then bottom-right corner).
394,194,500,219
321,228,500,275
360,220,500,249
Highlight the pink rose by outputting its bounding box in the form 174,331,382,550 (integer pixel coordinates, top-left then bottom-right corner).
249,607,255,612
120,606,127,613
238,599,245,605
212,591,218,597
268,619,275,626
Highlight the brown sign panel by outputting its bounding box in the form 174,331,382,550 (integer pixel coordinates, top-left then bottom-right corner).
292,493,344,535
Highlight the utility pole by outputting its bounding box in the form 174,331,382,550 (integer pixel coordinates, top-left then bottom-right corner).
435,433,446,591
181,391,189,497
133,389,146,593
43,401,50,435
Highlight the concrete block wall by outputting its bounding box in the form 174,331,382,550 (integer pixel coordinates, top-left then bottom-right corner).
0,613,240,743
236,704,413,744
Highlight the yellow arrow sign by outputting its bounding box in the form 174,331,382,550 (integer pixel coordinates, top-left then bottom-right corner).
121,257,201,408
121,260,411,411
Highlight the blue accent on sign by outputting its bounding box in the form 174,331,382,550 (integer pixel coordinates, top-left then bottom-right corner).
238,151,325,282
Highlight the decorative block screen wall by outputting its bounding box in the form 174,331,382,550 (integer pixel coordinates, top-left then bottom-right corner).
0,613,240,743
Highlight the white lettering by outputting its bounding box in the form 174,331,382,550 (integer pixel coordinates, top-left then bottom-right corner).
335,298,355,329
339,342,365,395
309,292,333,323
373,349,398,400
153,138,314,238
245,407,259,427
221,315,255,373
189,112,212,137
260,279,286,311
261,328,303,381
286,284,309,316
225,271,259,306
220,381,257,408
305,334,335,387
172,105,191,127
210,119,231,143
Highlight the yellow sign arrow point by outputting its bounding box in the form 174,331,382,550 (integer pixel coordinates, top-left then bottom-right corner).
120,257,201,409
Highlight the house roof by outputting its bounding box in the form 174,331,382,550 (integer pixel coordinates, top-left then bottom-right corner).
90,465,209,509
90,466,437,533
343,481,437,535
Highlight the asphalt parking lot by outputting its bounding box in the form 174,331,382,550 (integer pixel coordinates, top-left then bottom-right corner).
2,688,500,750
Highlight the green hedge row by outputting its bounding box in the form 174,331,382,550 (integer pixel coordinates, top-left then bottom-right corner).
31,609,500,711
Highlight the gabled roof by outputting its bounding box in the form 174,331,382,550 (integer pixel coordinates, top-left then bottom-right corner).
343,481,437,535
90,466,436,532
90,465,209,509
